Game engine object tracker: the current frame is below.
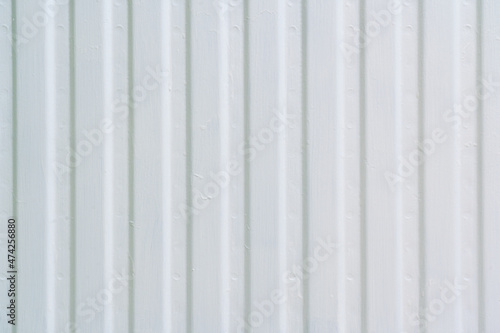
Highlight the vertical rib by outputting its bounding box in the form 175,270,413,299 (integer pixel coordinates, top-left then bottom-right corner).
218,1,231,331
393,5,404,332
45,8,57,333
185,0,193,331
277,0,288,331
127,0,135,331
452,3,463,332
161,1,173,331
359,0,367,331
301,0,309,331
103,0,115,331
417,1,426,331
335,0,346,331
476,0,485,331
243,0,251,331
69,0,77,328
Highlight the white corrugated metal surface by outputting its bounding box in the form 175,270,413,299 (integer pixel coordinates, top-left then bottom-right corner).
1,0,500,332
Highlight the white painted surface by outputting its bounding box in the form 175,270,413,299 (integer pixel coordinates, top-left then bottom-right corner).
1,0,499,332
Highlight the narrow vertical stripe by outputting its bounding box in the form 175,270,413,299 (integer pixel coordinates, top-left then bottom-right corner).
69,0,77,328
218,1,231,331
476,0,485,331
243,0,251,331
393,4,404,332
417,1,426,331
277,0,288,331
185,0,193,331
161,1,173,331
301,0,309,332
359,0,368,331
103,0,115,331
45,8,57,332
452,3,463,332
127,0,135,331
335,1,346,331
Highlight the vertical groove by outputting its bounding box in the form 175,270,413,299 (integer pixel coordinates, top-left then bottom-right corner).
417,0,426,331
69,0,77,328
301,0,309,332
10,1,17,332
359,0,367,331
476,0,484,331
185,0,193,331
243,0,251,331
127,0,135,331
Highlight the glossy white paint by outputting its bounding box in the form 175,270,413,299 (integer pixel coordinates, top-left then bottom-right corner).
1,0,500,332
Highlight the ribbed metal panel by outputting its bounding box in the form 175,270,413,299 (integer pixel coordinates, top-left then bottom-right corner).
1,0,500,332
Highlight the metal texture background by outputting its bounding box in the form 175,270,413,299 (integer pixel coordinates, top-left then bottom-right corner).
1,0,500,332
